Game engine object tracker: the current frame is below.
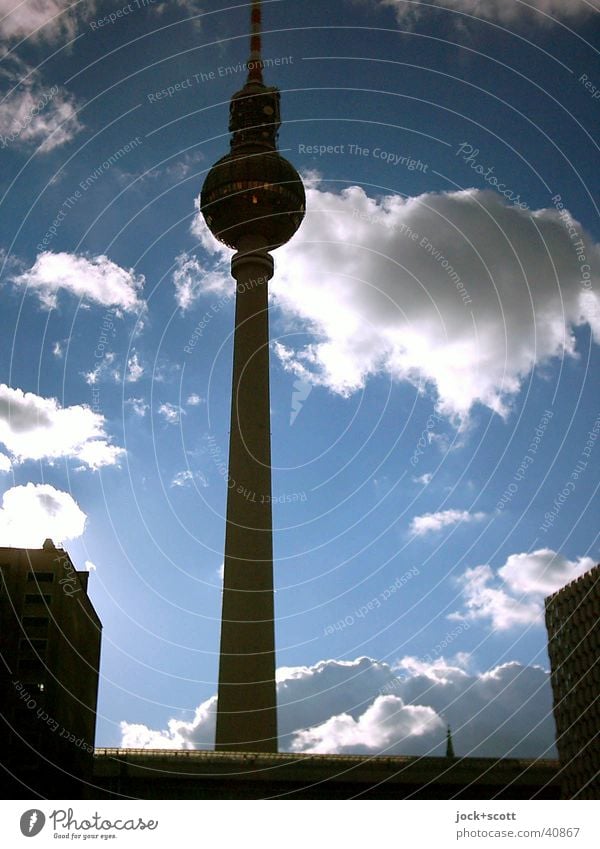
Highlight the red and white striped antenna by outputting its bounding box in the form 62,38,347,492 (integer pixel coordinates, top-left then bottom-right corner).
247,0,263,83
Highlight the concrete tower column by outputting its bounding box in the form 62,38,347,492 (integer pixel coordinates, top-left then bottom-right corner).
216,234,277,752
201,0,304,753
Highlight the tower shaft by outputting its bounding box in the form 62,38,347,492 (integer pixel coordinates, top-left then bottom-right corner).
216,238,277,752
201,0,304,753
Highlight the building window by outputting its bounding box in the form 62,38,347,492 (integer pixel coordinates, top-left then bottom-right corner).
27,572,54,583
24,594,52,605
18,657,45,674
23,681,45,694
19,638,47,654
22,616,49,630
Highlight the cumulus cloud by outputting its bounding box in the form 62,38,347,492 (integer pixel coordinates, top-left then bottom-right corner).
120,655,556,758
290,695,442,754
120,151,205,186
193,183,600,422
0,0,90,41
121,696,218,750
82,352,118,387
172,251,230,311
171,470,194,487
0,452,12,472
170,469,208,488
451,564,541,630
186,393,203,406
388,656,556,758
12,252,145,313
0,58,82,151
151,0,204,19
377,0,595,27
0,483,86,548
451,548,594,629
126,397,149,417
125,352,144,383
499,548,594,594
410,508,485,535
76,440,124,470
414,473,432,485
0,383,124,470
157,402,182,424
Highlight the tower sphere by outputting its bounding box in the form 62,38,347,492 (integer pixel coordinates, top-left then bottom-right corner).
201,148,305,251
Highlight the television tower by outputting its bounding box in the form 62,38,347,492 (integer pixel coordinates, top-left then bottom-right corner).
200,1,305,751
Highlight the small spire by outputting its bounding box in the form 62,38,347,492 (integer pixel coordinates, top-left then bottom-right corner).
446,725,456,758
247,0,263,84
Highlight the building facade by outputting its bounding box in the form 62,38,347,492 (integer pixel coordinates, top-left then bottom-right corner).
545,563,600,799
91,748,560,799
0,540,102,797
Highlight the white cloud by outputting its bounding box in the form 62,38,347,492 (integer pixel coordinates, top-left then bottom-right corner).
120,696,218,750
0,452,12,472
84,560,97,572
410,508,485,535
414,473,432,485
0,84,82,152
126,397,149,417
451,564,542,630
451,548,594,630
75,440,124,470
120,656,556,758
172,251,231,311
82,351,117,387
82,368,99,387
12,252,144,313
171,470,194,487
378,0,594,27
0,483,86,548
158,402,182,424
119,722,189,750
171,469,209,488
120,151,205,187
152,0,204,19
52,341,63,358
125,352,144,383
290,696,442,754
186,393,203,406
388,656,556,758
0,383,124,470
191,196,231,258
499,548,594,595
0,0,90,41
0,58,82,151
194,184,600,422
392,654,471,683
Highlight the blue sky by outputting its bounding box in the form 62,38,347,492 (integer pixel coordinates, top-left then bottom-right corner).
0,0,598,757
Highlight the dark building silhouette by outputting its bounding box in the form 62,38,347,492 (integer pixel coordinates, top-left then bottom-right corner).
446,726,456,759
545,563,600,799
0,540,102,798
200,0,304,751
91,748,559,799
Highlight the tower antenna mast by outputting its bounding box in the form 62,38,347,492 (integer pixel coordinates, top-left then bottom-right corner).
248,0,263,83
